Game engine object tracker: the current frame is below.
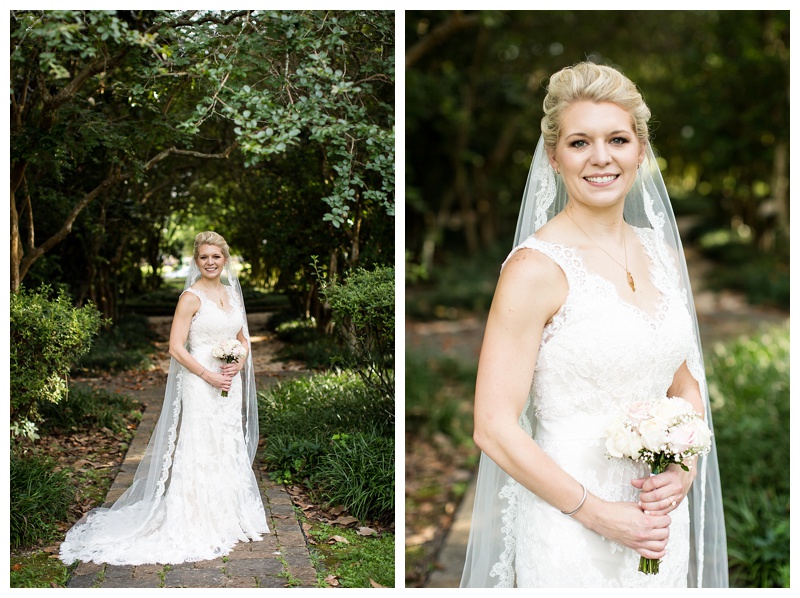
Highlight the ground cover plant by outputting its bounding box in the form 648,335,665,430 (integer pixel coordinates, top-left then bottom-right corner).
706,322,789,588
305,520,394,588
259,370,394,525
10,384,143,588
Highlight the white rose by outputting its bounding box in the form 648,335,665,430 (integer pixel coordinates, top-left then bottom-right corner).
606,422,644,459
627,401,654,423
667,423,697,454
689,417,713,451
639,417,669,452
653,397,694,423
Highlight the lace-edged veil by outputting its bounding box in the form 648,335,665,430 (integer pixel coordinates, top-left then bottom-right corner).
61,257,259,551
460,136,728,587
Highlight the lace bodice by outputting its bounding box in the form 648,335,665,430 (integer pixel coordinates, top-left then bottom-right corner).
184,286,245,359
513,229,695,422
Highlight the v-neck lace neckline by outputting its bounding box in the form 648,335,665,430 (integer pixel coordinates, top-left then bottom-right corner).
530,229,668,323
191,286,235,316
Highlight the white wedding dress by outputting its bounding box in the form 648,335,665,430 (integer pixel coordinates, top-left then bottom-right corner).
60,286,269,565
501,229,693,587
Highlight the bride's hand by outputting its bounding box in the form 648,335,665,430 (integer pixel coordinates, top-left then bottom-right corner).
632,463,696,516
220,362,243,377
575,495,671,560
202,370,232,393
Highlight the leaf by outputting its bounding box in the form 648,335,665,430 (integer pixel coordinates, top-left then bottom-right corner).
369,579,386,588
328,535,349,544
333,515,358,527
324,575,339,586
357,526,377,536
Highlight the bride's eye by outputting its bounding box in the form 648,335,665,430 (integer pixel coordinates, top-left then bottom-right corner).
570,140,587,148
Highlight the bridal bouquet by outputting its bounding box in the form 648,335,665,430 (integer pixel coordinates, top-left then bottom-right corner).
605,396,713,575
212,339,247,397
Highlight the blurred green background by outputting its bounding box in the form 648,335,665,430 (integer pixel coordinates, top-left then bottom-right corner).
404,10,789,589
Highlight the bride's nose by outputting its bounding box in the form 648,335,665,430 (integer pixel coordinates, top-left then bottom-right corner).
589,144,611,165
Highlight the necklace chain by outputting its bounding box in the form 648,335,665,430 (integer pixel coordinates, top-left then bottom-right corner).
199,284,225,306
565,208,636,292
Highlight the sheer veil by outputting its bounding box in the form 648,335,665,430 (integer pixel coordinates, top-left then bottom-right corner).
60,257,259,562
460,136,728,587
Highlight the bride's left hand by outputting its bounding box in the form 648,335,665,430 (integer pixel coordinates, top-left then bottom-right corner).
631,463,696,516
221,361,244,377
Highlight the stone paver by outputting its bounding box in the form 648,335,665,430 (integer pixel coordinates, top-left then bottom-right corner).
66,367,317,588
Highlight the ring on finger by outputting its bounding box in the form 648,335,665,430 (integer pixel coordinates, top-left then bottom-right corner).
668,496,677,508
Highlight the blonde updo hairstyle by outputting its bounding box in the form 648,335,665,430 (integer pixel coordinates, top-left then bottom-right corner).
193,231,230,260
541,62,651,154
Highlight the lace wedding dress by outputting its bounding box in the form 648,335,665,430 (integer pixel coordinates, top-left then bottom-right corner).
60,286,269,565
502,229,692,588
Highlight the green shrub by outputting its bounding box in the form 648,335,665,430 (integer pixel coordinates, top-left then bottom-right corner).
259,371,394,522
313,431,394,523
259,371,393,439
10,286,105,439
38,386,140,436
321,265,394,396
706,323,789,587
405,352,476,445
77,315,156,374
273,317,345,369
264,437,327,485
10,454,73,548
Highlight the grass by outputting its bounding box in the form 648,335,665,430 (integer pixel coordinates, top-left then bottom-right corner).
10,550,73,588
306,520,395,588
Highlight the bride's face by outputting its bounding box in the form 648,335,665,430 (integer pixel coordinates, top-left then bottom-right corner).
549,101,645,211
196,244,226,281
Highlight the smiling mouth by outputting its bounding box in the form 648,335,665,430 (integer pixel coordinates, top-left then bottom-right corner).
584,175,620,184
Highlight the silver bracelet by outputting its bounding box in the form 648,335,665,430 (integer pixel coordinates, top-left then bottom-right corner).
561,483,588,516
198,367,206,378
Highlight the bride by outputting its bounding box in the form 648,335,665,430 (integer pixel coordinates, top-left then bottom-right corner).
460,63,727,587
60,231,269,565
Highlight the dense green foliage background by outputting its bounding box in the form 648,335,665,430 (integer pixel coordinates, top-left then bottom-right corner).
11,10,394,320
405,10,788,308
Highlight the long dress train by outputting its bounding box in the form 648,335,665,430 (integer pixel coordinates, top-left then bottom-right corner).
60,286,269,565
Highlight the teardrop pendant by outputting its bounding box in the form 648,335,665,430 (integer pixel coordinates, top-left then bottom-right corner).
627,271,636,293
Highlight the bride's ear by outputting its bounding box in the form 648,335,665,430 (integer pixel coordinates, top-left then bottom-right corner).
548,152,559,174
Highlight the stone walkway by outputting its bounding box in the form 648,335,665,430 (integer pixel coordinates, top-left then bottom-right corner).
65,317,318,588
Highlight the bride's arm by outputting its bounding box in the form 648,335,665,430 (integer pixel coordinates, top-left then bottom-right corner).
168,293,231,393
474,249,671,560
632,361,702,515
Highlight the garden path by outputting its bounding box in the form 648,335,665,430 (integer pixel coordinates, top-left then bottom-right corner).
66,313,316,588
411,243,789,588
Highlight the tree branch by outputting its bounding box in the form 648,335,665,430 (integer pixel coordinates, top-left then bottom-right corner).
405,11,481,69
18,169,130,281
143,142,240,170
